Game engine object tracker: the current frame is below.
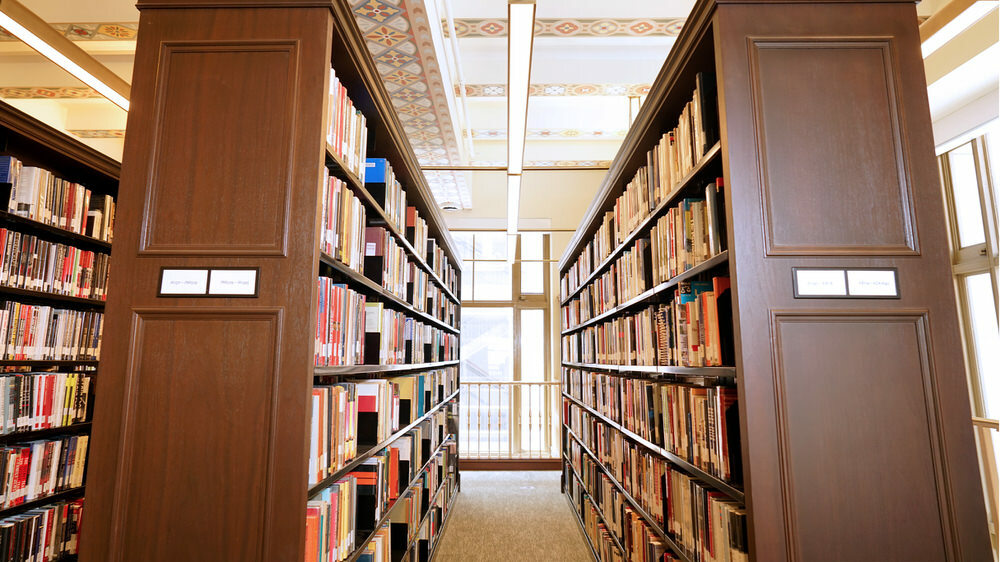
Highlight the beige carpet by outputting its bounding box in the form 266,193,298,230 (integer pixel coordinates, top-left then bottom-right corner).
433,471,592,561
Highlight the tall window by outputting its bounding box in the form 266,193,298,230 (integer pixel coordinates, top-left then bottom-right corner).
938,123,1000,551
454,231,557,459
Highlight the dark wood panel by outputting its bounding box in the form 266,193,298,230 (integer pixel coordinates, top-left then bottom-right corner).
772,313,950,561
749,40,917,255
83,6,332,562
141,42,297,256
714,2,992,559
117,309,280,561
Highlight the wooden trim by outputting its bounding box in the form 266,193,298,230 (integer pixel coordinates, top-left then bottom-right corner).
919,0,978,42
460,459,561,470
0,101,120,184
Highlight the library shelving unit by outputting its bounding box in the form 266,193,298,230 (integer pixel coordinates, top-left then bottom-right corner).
0,100,118,554
81,1,462,561
558,0,992,561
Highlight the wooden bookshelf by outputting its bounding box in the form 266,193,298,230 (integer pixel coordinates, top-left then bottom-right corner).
558,0,992,560
82,1,462,561
0,100,116,556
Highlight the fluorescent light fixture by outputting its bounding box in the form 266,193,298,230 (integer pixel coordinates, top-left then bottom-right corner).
0,3,130,111
507,1,535,175
922,1,997,58
507,174,521,235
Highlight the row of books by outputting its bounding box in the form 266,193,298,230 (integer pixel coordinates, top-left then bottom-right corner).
572,484,624,562
314,280,458,367
308,368,457,484
321,171,367,274
0,435,88,508
0,229,111,301
364,230,458,327
328,67,369,180
565,369,740,483
0,372,91,435
0,303,102,361
568,437,747,562
561,180,725,330
561,277,731,368
560,75,719,300
0,156,116,243
426,239,458,299
650,181,725,284
365,226,408,301
406,208,428,265
567,466,676,562
306,475,357,562
363,303,457,366
366,159,406,234
306,436,452,562
0,497,82,561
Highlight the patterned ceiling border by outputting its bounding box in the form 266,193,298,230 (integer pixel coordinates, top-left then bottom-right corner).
0,86,103,99
458,83,651,97
469,128,627,140
66,129,126,139
470,160,613,167
0,23,137,41
446,18,684,38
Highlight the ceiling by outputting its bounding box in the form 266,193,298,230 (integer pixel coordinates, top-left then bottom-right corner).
1,0,956,214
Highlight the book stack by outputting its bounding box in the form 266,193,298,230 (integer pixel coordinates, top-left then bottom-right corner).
0,435,88,508
305,476,358,562
561,277,731,368
1,157,116,242
0,372,91,433
0,304,102,361
407,263,427,313
321,170,367,274
567,406,748,562
365,159,406,232
0,497,83,559
309,383,359,485
327,67,369,180
613,239,651,303
315,278,366,366
0,229,111,300
425,239,456,295
363,304,457,365
364,227,407,300
649,179,726,283
405,207,427,262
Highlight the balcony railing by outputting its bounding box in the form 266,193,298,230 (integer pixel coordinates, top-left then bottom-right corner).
459,381,561,459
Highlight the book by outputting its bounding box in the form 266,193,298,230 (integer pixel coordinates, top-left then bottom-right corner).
0,228,111,300
0,302,102,361
321,169,366,274
0,497,83,559
0,435,87,508
364,159,406,232
327,67,369,180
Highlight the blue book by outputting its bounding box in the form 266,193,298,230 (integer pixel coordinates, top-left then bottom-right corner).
364,158,389,184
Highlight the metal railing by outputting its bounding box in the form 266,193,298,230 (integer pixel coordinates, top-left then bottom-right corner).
459,381,561,459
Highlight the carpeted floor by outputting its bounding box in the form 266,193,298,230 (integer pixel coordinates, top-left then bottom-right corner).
433,471,592,561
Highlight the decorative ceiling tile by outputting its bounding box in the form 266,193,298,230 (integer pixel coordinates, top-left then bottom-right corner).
0,22,139,41
458,83,651,97
445,18,685,38
0,86,103,99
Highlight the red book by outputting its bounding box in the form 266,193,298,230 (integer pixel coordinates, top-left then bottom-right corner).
304,504,320,562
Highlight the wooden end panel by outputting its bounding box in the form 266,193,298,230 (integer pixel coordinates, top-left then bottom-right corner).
772,313,951,561
748,40,917,256
140,42,299,256
116,309,282,561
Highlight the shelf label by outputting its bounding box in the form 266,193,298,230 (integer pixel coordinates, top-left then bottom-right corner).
209,269,258,296
793,268,899,299
847,269,898,297
793,269,847,297
159,269,209,295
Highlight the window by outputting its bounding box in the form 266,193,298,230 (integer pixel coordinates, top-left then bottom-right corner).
454,232,558,459
938,125,1000,552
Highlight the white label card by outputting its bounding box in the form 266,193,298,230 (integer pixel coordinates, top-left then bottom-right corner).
794,269,847,297
160,269,209,295
847,269,898,297
208,269,257,296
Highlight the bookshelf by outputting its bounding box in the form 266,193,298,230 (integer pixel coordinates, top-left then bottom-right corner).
559,0,992,561
81,1,462,561
0,100,118,559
